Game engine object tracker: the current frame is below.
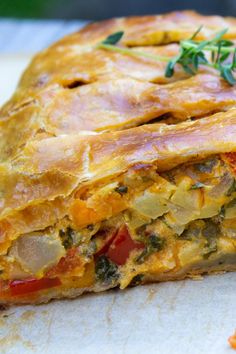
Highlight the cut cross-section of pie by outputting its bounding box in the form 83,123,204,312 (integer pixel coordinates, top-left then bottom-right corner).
1,11,236,304
0,109,236,304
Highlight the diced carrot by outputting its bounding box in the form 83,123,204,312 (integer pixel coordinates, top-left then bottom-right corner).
47,248,82,276
70,194,127,227
228,331,236,350
70,199,105,227
106,194,127,215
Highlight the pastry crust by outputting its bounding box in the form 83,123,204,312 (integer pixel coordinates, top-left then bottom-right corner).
1,11,236,304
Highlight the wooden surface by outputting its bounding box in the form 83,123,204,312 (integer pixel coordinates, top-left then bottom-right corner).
0,19,87,54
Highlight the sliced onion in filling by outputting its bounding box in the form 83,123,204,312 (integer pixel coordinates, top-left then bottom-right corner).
9,232,65,276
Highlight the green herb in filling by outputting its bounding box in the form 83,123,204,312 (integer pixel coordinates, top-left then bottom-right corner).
178,219,220,257
219,205,225,219
115,185,128,195
178,226,201,241
135,234,165,264
194,158,218,173
202,238,218,258
190,182,205,190
95,255,119,284
129,274,144,287
59,227,75,249
202,220,219,258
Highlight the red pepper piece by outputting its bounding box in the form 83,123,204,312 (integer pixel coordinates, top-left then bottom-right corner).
95,230,117,257
106,225,144,265
9,277,61,296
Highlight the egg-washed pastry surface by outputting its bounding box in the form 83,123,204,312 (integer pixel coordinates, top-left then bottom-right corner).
1,11,236,304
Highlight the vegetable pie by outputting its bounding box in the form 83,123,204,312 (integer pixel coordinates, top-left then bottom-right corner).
1,11,236,304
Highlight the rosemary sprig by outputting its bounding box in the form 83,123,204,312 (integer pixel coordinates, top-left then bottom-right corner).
96,27,236,85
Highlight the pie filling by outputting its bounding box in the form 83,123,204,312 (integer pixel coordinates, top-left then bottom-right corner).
1,155,236,298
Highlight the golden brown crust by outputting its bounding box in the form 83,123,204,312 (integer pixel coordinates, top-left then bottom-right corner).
1,74,236,162
3,10,236,112
1,11,236,164
0,109,235,223
16,109,236,178
40,74,236,134
55,11,236,48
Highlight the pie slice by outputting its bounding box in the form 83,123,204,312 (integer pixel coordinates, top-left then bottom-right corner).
0,110,236,303
1,11,236,304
